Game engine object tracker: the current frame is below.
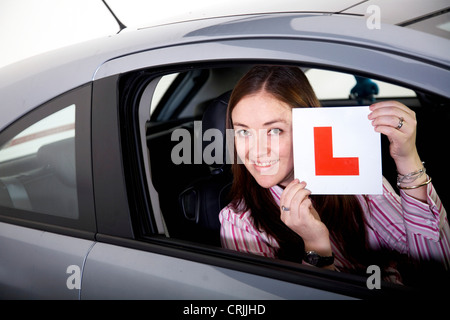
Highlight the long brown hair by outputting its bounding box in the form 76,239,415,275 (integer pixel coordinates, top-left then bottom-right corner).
226,65,369,267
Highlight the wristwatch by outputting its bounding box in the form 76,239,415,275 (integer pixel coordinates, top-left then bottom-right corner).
304,251,335,268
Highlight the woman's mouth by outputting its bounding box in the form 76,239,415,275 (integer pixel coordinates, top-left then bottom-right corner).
251,159,279,171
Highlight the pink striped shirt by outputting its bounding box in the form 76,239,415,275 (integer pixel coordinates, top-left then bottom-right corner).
219,177,450,275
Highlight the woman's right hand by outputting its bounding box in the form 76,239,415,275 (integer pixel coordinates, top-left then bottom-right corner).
280,179,332,256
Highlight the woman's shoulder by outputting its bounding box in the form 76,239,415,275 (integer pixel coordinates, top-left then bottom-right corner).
220,201,251,221
219,201,258,230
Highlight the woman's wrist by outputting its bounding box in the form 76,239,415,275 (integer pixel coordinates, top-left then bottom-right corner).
396,159,427,182
304,239,332,257
393,151,423,176
394,153,429,201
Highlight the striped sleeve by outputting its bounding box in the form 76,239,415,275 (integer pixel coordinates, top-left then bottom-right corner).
400,182,450,267
364,177,450,269
219,205,278,258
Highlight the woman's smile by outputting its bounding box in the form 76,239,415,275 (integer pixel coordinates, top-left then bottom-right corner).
252,159,279,172
253,159,279,167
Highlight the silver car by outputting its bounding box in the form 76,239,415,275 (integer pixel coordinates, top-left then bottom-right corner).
0,12,449,300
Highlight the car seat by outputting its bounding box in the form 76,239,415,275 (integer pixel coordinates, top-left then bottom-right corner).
0,137,78,218
178,91,233,246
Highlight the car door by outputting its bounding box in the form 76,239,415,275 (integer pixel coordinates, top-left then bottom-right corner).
81,17,449,299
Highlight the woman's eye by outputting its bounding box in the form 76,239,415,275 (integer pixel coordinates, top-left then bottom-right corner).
236,129,251,137
269,128,281,135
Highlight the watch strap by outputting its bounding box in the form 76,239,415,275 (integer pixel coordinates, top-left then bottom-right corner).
304,251,335,268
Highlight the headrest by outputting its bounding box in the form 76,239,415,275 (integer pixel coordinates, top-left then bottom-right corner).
201,91,231,170
37,137,76,188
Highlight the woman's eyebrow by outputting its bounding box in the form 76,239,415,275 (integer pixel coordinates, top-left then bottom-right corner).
263,119,288,126
233,119,288,128
232,122,249,128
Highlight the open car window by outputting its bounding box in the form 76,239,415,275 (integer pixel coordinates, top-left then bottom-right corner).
120,63,449,297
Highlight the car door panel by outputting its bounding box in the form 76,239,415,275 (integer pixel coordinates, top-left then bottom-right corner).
0,222,94,299
81,242,353,299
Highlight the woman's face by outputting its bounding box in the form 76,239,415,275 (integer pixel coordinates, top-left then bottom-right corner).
232,91,294,188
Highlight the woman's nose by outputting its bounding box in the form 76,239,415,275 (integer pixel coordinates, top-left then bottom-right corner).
249,129,271,157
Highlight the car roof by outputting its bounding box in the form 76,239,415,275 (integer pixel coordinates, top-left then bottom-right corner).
1,12,449,132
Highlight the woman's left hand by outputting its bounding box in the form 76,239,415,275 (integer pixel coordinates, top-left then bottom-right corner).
279,179,332,256
368,100,419,163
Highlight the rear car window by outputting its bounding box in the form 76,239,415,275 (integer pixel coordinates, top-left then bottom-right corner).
0,104,78,219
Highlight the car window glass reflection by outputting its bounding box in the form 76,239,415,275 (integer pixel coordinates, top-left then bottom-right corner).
0,105,78,218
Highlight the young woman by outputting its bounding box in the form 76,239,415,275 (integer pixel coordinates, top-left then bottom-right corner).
219,65,450,283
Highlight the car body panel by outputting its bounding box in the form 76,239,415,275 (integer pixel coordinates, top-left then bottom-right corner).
0,222,94,299
81,242,353,299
